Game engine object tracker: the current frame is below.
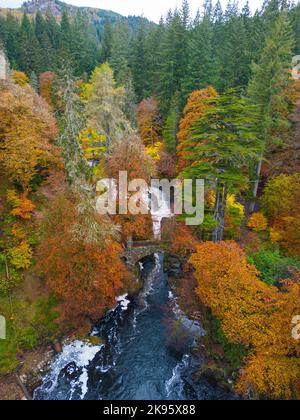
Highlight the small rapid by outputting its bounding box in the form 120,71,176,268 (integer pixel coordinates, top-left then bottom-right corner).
34,253,235,401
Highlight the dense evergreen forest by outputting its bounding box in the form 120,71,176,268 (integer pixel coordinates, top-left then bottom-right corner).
0,0,300,106
0,0,300,402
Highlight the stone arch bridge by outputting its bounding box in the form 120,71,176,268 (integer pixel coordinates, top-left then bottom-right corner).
122,240,170,268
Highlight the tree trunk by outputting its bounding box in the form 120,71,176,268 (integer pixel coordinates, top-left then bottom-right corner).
213,182,228,242
249,154,263,214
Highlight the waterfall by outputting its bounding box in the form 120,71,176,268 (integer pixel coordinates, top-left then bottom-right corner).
149,186,173,240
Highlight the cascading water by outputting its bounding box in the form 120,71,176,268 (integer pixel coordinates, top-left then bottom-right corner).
33,183,236,400
34,253,235,401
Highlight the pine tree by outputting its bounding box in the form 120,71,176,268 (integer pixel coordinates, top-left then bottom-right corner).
180,90,261,241
58,11,73,65
109,21,131,85
29,71,39,92
70,11,98,76
131,21,149,102
183,1,216,97
0,13,21,70
248,12,295,212
100,21,113,62
85,63,132,150
157,5,189,115
220,1,250,90
163,92,180,155
19,14,40,75
291,3,300,54
35,11,53,72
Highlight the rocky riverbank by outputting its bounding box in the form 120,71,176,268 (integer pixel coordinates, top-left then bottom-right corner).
164,251,240,398
0,344,55,400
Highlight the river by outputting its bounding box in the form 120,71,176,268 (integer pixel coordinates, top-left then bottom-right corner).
34,253,235,401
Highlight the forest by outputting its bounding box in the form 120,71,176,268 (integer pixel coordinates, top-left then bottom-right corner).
0,0,300,401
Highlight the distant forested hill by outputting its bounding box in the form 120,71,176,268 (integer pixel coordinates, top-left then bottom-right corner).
0,0,153,75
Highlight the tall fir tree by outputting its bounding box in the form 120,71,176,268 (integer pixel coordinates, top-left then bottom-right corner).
163,91,180,155
247,12,295,211
131,20,149,102
180,90,261,241
183,1,216,97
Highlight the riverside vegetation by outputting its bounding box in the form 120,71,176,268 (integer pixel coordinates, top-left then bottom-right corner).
0,0,300,400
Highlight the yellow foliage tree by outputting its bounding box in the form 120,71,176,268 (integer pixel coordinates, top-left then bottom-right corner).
262,174,300,258
9,241,33,270
79,127,107,162
11,70,29,87
247,212,268,232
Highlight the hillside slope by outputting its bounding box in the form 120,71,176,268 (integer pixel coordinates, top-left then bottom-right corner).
0,0,152,31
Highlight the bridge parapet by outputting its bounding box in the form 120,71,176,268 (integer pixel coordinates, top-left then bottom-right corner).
122,241,169,268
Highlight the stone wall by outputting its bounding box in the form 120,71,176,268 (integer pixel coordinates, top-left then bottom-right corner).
122,246,163,268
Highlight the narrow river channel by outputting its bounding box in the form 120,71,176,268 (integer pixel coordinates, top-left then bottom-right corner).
34,253,235,400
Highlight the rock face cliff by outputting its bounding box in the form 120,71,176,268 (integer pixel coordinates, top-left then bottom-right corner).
22,0,62,16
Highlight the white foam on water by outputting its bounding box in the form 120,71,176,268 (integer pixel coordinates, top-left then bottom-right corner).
35,340,103,400
150,187,173,238
138,253,162,313
116,294,131,311
165,354,190,398
171,295,205,339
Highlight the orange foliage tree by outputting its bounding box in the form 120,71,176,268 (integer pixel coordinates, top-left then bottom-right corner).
162,219,198,259
247,212,268,232
106,134,156,182
106,134,156,241
39,71,56,108
0,80,58,192
190,241,300,399
37,194,131,327
177,86,218,171
7,189,35,220
136,97,162,147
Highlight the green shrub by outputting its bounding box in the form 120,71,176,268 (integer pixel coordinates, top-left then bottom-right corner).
213,319,248,369
33,295,59,340
19,327,39,349
248,249,300,285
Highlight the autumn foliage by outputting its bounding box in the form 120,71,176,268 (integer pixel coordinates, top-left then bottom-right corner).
166,220,198,259
136,97,162,147
11,70,29,87
39,71,56,108
37,194,131,326
190,241,300,399
0,80,58,192
106,134,155,241
262,174,300,258
247,212,268,232
177,86,218,170
106,134,156,183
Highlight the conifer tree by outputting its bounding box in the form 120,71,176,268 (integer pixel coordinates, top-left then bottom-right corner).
109,21,131,85
248,12,295,212
163,92,180,155
19,14,40,75
183,1,216,96
180,90,261,241
131,21,149,102
100,21,113,62
85,63,132,150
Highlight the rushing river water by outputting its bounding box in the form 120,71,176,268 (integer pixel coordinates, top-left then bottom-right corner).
34,253,235,401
